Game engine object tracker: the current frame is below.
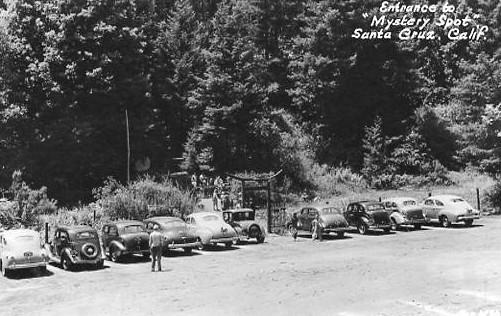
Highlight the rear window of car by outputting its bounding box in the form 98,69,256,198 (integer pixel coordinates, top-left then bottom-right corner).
233,212,254,221
451,198,464,203
321,207,342,214
366,204,385,211
76,231,97,239
403,200,417,206
122,225,145,233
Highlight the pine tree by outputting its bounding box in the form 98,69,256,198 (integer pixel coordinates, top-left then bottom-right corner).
361,116,389,187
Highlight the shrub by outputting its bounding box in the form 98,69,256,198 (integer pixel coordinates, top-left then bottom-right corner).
94,176,195,220
485,181,501,210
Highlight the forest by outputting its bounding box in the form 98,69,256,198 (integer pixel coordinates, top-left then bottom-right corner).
0,0,501,206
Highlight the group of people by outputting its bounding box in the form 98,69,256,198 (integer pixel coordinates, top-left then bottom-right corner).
289,213,323,241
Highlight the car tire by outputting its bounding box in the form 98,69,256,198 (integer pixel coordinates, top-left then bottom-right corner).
95,260,104,270
357,222,369,235
383,227,391,233
183,247,192,254
224,242,233,248
414,224,422,230
440,216,450,228
257,236,265,243
61,255,72,271
464,219,474,227
391,219,399,231
336,231,345,238
110,248,121,263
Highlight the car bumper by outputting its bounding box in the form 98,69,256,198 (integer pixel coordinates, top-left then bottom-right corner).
323,227,350,233
166,241,201,250
6,261,46,270
123,249,150,255
69,257,103,265
401,218,427,225
368,223,391,230
210,237,238,244
455,215,480,222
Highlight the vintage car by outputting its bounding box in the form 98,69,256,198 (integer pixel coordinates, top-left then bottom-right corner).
421,195,480,227
102,221,150,262
290,204,350,238
45,226,104,270
185,212,238,249
0,229,49,277
222,208,266,243
143,216,201,254
382,197,427,230
344,201,392,234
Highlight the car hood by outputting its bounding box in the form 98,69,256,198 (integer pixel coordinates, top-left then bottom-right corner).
320,214,349,228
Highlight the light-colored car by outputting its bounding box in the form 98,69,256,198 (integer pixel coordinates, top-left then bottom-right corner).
382,197,427,230
0,229,49,277
222,208,266,243
185,212,238,249
421,195,480,227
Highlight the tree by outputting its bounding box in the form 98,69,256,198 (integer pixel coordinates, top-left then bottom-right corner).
361,116,390,187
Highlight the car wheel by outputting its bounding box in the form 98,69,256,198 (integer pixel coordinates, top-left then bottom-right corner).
61,255,72,271
357,222,368,235
249,225,261,239
464,219,474,227
183,247,192,254
414,224,422,230
391,219,399,231
110,248,121,263
336,231,345,238
440,216,450,228
224,242,233,248
0,261,8,277
257,236,265,243
383,227,391,233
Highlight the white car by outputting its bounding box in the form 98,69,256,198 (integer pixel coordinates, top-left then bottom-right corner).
421,195,480,227
185,212,238,249
0,229,49,276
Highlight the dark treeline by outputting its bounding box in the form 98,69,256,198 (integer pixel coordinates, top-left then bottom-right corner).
0,0,500,204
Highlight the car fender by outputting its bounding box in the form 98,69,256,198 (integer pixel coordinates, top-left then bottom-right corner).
108,240,126,252
196,227,212,245
438,210,455,220
391,212,405,225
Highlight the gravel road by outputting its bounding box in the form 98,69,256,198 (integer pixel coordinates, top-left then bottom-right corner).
0,217,500,316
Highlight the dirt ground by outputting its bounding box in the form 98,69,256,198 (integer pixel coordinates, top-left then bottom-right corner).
0,217,500,316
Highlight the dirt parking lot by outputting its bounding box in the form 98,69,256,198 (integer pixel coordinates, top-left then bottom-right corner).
0,217,500,316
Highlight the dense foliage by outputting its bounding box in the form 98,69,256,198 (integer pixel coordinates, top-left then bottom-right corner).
1,0,500,204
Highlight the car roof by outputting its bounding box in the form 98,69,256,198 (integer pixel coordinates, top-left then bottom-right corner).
223,208,254,213
145,217,184,224
382,197,417,203
353,200,384,206
111,220,144,227
427,195,462,200
57,225,96,233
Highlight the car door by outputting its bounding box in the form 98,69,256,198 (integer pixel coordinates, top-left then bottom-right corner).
423,199,437,220
344,204,356,226
434,199,445,217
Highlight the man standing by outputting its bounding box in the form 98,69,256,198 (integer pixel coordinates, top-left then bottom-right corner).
149,225,164,272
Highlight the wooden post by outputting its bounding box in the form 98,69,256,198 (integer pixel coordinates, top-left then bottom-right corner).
476,188,481,211
93,209,96,222
44,222,49,244
379,197,382,202
428,192,432,197
267,180,271,234
125,108,130,184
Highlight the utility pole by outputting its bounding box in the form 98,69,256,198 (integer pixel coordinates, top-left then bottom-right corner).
125,109,130,184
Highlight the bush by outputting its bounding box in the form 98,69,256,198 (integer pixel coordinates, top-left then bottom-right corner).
94,177,195,220
485,181,501,211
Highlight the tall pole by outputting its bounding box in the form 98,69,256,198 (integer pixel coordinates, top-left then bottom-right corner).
125,109,130,184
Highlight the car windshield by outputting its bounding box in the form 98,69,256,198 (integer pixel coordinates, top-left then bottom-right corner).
202,215,220,222
403,200,417,206
366,204,385,211
451,198,465,203
122,225,145,233
232,211,255,221
320,207,342,214
76,231,97,240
